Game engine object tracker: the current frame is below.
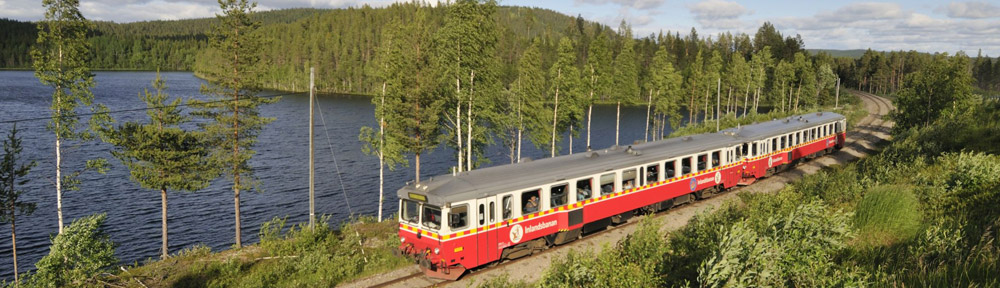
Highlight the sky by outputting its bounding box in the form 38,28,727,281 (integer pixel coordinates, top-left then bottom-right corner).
1,0,999,56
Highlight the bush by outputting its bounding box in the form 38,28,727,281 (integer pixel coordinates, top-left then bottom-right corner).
699,201,868,287
28,213,118,288
853,185,923,247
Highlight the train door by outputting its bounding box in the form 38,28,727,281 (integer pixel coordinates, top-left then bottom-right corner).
475,196,498,265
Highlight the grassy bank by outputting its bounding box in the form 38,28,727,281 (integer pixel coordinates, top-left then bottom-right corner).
478,95,1000,287
96,216,408,287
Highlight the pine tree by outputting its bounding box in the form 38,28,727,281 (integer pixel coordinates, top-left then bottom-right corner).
517,39,546,161
648,45,682,140
0,124,36,284
612,22,638,146
584,31,611,149
684,50,704,124
93,72,216,259
31,0,106,234
191,0,278,248
380,6,443,183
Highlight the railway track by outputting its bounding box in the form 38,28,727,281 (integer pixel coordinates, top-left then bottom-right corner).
343,91,895,288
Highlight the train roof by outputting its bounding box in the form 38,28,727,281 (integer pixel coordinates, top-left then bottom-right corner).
398,112,845,206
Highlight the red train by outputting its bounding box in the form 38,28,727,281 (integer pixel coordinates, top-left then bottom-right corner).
395,112,847,279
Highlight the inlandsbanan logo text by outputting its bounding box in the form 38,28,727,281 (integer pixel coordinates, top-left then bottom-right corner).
525,220,557,233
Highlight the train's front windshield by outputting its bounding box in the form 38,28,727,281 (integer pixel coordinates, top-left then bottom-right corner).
422,205,442,230
401,200,420,223
400,199,442,231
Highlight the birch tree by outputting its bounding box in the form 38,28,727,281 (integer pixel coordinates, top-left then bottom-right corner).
585,31,611,149
31,0,107,234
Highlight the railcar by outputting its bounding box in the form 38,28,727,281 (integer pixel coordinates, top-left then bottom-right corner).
395,112,847,280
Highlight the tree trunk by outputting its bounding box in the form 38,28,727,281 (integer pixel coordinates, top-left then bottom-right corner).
456,78,462,173
11,219,18,283
56,45,64,235
703,86,709,123
645,89,652,142
517,94,523,162
795,79,802,112
160,188,168,259
415,153,421,183
569,124,574,155
551,69,560,158
615,101,621,146
467,70,474,170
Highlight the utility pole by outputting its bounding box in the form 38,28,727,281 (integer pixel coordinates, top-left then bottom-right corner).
309,67,315,229
835,77,841,109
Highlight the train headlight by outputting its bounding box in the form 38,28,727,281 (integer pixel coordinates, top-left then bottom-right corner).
400,237,405,243
434,248,440,255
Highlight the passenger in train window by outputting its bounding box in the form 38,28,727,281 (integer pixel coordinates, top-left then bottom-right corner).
623,180,634,190
524,196,539,213
577,180,592,201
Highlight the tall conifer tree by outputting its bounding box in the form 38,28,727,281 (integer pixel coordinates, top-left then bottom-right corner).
191,0,277,248
94,72,216,259
0,125,36,283
612,22,638,146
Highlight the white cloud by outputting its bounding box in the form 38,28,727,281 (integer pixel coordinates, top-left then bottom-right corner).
688,0,749,20
945,1,1000,19
687,0,750,29
574,0,666,10
772,2,1000,56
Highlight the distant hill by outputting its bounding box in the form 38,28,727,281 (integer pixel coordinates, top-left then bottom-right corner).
807,49,870,59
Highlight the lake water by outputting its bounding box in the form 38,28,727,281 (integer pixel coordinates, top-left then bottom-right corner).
0,70,686,280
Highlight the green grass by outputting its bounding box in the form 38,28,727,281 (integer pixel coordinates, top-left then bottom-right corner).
852,185,922,248
105,216,410,287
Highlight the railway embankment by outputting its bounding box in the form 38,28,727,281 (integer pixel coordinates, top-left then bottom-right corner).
457,92,1000,286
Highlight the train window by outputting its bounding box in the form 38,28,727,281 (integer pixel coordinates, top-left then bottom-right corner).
478,204,485,226
576,179,593,201
741,143,749,158
522,189,540,214
550,184,568,207
811,128,816,139
711,151,721,168
600,173,615,195
489,202,495,223
646,164,659,184
449,204,468,230
752,143,758,156
781,136,787,149
697,154,707,171
621,169,637,191
401,200,419,223
502,195,512,220
422,205,441,230
665,160,676,178
681,157,692,175
771,138,777,152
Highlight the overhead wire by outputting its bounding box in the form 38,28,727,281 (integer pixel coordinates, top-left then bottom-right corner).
0,91,304,125
313,96,355,217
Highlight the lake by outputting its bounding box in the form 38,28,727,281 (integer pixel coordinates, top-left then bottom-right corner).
0,70,686,280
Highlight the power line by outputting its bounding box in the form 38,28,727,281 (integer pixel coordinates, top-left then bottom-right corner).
0,91,305,125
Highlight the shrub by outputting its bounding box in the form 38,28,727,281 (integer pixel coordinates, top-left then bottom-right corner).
699,201,867,287
853,185,923,247
28,213,118,288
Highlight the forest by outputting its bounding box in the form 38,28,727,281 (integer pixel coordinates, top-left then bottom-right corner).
3,0,1000,286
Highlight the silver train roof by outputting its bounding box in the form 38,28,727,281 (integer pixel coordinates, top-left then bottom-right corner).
398,112,845,205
